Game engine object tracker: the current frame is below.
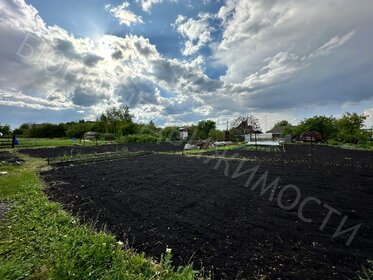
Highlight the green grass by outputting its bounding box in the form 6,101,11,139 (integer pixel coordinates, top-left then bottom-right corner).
0,156,205,280
183,143,246,155
359,260,373,279
14,138,113,148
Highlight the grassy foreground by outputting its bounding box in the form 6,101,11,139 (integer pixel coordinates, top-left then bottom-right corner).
0,155,203,280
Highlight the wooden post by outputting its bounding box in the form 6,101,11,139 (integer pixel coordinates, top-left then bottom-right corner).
11,134,16,148
310,135,313,163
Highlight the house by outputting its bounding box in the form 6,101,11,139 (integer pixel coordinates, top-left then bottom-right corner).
266,126,287,140
84,131,100,140
179,127,188,140
244,130,263,142
300,130,323,142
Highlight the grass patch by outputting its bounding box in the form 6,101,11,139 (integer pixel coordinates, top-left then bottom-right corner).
359,260,373,279
14,138,113,148
0,156,205,279
183,143,246,155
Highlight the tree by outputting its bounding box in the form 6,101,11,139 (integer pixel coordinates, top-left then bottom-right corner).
66,122,94,138
98,106,133,135
0,124,12,136
231,115,261,141
231,115,261,132
13,123,31,136
336,113,368,144
161,126,180,141
197,120,216,139
29,123,66,138
208,129,224,141
289,116,337,140
274,120,291,127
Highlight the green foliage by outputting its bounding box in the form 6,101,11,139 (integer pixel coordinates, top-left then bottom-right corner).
208,129,224,141
66,122,94,139
196,120,216,139
358,260,373,280
228,128,241,142
135,122,159,136
161,126,180,142
29,123,66,138
119,134,160,144
283,113,369,144
13,123,31,136
336,113,368,144
294,116,337,139
274,120,291,127
0,124,11,135
120,122,137,136
98,106,133,135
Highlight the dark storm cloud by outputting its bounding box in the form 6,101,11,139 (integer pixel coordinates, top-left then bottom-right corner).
71,89,103,107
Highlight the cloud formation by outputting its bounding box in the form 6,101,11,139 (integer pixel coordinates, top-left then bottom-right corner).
139,0,163,12
0,0,372,129
105,2,143,26
173,13,215,56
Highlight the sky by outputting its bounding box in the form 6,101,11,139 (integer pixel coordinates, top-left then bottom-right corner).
0,0,373,130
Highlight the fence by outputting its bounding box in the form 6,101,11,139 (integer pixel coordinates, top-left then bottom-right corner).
0,136,14,149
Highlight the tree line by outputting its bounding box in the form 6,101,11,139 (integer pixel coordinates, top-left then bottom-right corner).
0,108,371,145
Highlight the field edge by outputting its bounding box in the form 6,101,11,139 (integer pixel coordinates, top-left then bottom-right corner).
0,154,205,280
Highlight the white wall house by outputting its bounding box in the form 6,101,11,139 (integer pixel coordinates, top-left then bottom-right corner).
179,127,188,140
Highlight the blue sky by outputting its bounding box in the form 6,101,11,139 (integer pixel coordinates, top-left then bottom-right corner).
0,0,373,129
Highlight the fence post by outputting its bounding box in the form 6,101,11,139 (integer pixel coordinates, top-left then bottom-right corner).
12,134,16,148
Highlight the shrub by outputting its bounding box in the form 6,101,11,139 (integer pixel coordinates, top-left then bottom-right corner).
119,134,161,144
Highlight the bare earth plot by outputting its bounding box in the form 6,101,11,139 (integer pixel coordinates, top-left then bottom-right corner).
41,151,373,280
0,151,24,164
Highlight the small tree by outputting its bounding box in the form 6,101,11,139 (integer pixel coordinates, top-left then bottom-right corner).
208,129,224,141
274,120,291,127
288,116,337,140
336,113,368,144
161,126,180,141
98,105,133,135
197,120,216,139
0,124,12,136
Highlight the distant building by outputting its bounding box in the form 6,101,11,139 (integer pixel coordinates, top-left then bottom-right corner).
300,130,322,142
84,131,100,140
266,126,288,140
179,127,188,140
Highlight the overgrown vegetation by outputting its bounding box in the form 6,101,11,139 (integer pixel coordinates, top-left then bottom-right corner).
278,113,371,144
0,157,203,279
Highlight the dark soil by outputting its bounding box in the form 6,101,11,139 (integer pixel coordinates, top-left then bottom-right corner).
19,143,183,158
42,153,373,280
204,144,373,167
0,151,24,164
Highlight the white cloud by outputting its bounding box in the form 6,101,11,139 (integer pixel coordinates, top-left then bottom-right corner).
0,0,223,125
139,0,162,12
173,13,214,56
0,0,372,129
106,2,143,26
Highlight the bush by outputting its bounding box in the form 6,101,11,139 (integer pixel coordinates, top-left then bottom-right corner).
208,129,224,141
119,134,161,144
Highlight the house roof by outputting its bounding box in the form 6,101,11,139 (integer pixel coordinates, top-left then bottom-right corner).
266,126,292,134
